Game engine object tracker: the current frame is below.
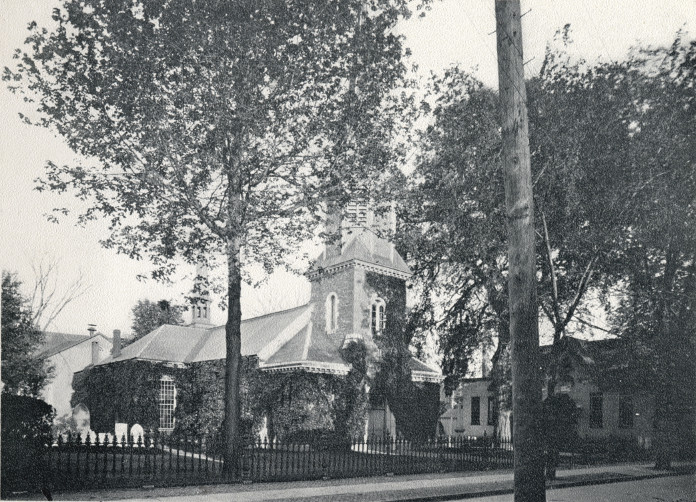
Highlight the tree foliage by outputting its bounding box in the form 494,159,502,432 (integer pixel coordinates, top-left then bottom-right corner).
1,393,55,495
4,0,414,463
398,31,696,443
1,271,53,397
397,69,508,395
605,34,696,467
4,0,411,276
129,298,185,344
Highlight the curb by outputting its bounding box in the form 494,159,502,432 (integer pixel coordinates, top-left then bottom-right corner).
392,468,693,502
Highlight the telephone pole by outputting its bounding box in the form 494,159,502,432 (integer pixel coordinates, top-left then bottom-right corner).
494,1,545,501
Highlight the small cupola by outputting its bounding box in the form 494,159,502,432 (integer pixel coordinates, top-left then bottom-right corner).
190,263,212,328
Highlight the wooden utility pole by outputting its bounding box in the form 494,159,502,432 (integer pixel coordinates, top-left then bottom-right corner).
494,1,545,501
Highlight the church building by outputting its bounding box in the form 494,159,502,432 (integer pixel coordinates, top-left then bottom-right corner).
76,202,441,441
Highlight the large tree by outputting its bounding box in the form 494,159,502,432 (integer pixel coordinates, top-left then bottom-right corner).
605,35,696,469
5,0,412,472
399,31,695,468
1,271,53,397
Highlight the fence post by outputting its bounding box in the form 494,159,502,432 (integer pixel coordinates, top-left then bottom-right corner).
483,431,490,469
84,432,92,480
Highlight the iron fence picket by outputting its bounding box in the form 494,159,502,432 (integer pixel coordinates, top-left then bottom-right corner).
39,432,526,492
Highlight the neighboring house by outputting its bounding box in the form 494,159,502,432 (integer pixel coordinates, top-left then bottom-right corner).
35,331,112,420
440,338,656,447
86,202,442,439
440,378,496,438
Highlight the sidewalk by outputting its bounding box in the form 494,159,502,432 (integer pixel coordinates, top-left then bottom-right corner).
16,461,696,501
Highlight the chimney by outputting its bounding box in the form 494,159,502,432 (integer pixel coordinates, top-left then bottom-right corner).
112,329,121,358
87,324,97,337
91,341,100,366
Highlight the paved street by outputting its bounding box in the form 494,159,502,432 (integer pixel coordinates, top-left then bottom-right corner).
459,475,696,502
7,461,689,501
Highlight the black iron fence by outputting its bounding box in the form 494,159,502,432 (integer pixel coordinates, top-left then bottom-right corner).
8,432,514,493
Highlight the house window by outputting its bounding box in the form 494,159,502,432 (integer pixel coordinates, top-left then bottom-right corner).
471,396,481,425
371,299,386,335
487,396,497,426
589,392,603,429
619,395,634,429
159,376,176,430
326,293,338,333
453,396,464,410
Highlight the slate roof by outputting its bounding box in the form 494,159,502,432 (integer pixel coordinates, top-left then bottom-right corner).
263,320,349,374
311,230,411,278
95,304,314,366
35,332,109,360
93,301,441,381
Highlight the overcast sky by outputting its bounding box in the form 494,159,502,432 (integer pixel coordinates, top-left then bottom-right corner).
1,0,694,336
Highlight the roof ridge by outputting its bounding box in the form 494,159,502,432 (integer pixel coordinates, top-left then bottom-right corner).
43,331,88,339
184,327,217,363
242,303,310,323
37,332,110,359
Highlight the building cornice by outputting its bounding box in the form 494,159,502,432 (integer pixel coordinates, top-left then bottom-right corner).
259,360,352,376
412,370,444,383
307,259,411,281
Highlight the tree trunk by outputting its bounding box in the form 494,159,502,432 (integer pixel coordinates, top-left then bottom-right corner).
495,1,545,500
223,235,243,477
653,389,673,470
653,247,679,470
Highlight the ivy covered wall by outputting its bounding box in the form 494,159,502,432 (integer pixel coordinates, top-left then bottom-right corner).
365,271,442,441
71,358,261,435
71,344,371,442
256,341,370,443
72,360,164,432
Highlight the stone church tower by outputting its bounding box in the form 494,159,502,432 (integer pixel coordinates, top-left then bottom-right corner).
307,201,412,359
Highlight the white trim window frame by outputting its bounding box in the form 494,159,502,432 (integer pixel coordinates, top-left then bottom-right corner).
159,375,176,431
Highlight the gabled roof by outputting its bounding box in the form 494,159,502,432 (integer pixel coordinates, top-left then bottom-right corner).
95,304,312,366
92,301,442,382
35,331,110,360
193,304,313,363
311,230,411,278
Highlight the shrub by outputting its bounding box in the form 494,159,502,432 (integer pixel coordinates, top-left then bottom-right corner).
1,393,55,494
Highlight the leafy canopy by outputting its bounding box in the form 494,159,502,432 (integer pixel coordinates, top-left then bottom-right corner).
1,271,53,397
4,0,412,280
398,30,695,392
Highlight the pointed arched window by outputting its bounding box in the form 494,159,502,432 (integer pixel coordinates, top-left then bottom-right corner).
326,293,338,333
371,298,386,335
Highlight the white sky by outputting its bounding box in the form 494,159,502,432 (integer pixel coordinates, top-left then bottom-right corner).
1,0,694,336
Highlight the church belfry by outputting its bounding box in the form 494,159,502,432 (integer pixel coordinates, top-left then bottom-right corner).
307,201,411,347
190,263,212,327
